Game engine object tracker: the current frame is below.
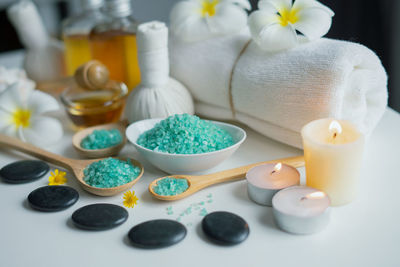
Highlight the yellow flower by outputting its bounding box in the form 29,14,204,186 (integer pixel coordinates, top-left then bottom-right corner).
48,169,67,185
123,191,139,208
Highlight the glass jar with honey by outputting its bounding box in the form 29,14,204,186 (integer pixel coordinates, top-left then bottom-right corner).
89,0,140,92
62,0,106,75
61,80,128,129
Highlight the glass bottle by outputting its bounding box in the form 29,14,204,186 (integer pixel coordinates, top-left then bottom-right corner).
89,0,140,91
62,0,105,75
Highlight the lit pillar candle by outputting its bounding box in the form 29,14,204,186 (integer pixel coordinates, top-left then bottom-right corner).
246,163,300,206
272,186,331,234
301,118,365,206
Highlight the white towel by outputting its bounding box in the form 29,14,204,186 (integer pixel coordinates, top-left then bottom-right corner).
169,29,388,148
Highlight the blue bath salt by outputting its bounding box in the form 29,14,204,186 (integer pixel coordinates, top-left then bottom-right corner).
153,177,189,196
137,114,234,154
199,208,208,216
83,158,141,188
80,129,122,150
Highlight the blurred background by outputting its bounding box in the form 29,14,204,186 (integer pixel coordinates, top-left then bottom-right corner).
0,0,398,112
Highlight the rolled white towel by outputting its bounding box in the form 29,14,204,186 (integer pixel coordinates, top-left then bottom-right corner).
169,29,388,148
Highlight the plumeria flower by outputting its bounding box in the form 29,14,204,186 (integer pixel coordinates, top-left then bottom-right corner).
248,0,334,51
0,82,63,146
0,66,35,95
170,0,251,42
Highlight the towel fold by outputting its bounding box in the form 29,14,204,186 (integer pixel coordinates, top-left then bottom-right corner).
169,29,388,148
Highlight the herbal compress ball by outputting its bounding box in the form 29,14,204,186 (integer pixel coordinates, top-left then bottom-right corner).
137,114,234,154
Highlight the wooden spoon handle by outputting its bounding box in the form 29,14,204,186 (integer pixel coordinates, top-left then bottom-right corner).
0,134,73,170
191,155,304,188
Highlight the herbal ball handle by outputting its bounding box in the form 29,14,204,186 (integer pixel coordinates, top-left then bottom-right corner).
0,134,74,170
136,21,169,88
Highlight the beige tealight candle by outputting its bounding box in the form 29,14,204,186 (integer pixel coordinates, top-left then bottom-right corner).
301,118,365,206
246,163,300,206
272,186,331,234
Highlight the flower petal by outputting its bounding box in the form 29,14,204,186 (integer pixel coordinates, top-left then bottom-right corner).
257,23,298,51
262,0,292,13
0,83,24,113
0,108,17,137
20,116,63,146
248,9,279,39
0,67,36,95
294,7,333,40
249,9,299,51
292,0,334,17
207,3,248,35
223,0,251,10
170,1,212,42
0,108,12,129
27,89,59,116
170,0,201,28
257,0,279,13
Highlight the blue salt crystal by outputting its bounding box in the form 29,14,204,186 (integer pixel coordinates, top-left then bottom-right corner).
83,158,141,188
81,129,122,150
137,114,234,154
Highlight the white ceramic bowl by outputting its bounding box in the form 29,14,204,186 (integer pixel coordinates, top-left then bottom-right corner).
126,118,246,174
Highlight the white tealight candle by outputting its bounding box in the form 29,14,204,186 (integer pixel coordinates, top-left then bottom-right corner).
272,186,331,235
246,163,300,206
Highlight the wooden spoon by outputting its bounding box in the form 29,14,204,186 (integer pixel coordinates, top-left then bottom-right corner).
149,155,304,201
72,121,127,159
0,134,143,196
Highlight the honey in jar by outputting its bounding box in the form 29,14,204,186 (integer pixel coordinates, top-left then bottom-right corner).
61,81,128,128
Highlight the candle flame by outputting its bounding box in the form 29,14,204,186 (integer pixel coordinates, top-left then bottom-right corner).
271,163,282,174
329,120,342,138
306,191,326,199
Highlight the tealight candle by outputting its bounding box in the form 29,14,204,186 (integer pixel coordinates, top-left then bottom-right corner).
301,118,365,206
272,186,331,235
246,163,300,206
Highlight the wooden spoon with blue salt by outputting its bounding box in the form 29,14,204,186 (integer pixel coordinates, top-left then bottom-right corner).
149,155,304,201
0,134,143,196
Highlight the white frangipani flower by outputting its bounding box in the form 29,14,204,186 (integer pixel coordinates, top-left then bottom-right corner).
248,0,334,51
170,0,251,42
0,66,35,95
0,82,63,146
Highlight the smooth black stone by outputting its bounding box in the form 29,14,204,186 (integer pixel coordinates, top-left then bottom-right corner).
0,160,49,184
202,211,250,245
128,219,187,249
72,203,128,230
28,186,79,212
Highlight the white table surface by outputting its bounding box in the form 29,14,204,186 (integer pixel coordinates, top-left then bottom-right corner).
0,52,399,267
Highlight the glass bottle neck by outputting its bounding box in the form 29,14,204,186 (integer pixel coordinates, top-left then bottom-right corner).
82,0,104,11
103,0,132,18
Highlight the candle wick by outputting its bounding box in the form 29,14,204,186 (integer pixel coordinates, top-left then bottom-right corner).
271,170,276,174
333,132,337,139
300,196,307,201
